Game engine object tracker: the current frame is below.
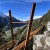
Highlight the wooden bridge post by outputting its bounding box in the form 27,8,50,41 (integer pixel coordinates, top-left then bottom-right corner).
9,10,14,46
24,3,36,50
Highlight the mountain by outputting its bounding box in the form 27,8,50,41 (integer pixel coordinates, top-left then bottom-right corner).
41,10,50,23
31,10,50,31
0,12,26,30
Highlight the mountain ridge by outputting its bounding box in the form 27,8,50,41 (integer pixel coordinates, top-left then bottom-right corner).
31,10,50,31
0,12,26,30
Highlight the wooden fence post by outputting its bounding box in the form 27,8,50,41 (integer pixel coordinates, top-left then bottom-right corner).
9,10,14,46
24,3,36,50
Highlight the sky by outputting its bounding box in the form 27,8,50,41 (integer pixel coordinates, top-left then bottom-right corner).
0,0,50,21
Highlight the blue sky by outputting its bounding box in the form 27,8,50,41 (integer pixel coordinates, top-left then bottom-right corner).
0,0,50,21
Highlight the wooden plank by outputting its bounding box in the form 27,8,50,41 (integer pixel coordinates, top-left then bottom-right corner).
25,3,36,50
9,10,14,46
12,25,44,50
11,22,28,24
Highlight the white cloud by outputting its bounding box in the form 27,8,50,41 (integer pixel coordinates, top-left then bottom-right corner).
15,16,42,21
16,17,29,21
34,16,42,19
3,14,42,21
4,13,9,16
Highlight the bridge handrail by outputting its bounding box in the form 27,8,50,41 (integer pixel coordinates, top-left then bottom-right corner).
12,25,44,50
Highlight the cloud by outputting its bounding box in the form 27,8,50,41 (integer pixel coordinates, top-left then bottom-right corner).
33,16,42,19
4,13,9,16
21,16,42,21
4,13,42,21
16,16,42,21
17,17,29,21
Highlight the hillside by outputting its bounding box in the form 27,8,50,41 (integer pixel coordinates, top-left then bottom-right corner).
0,12,26,30
31,10,50,31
